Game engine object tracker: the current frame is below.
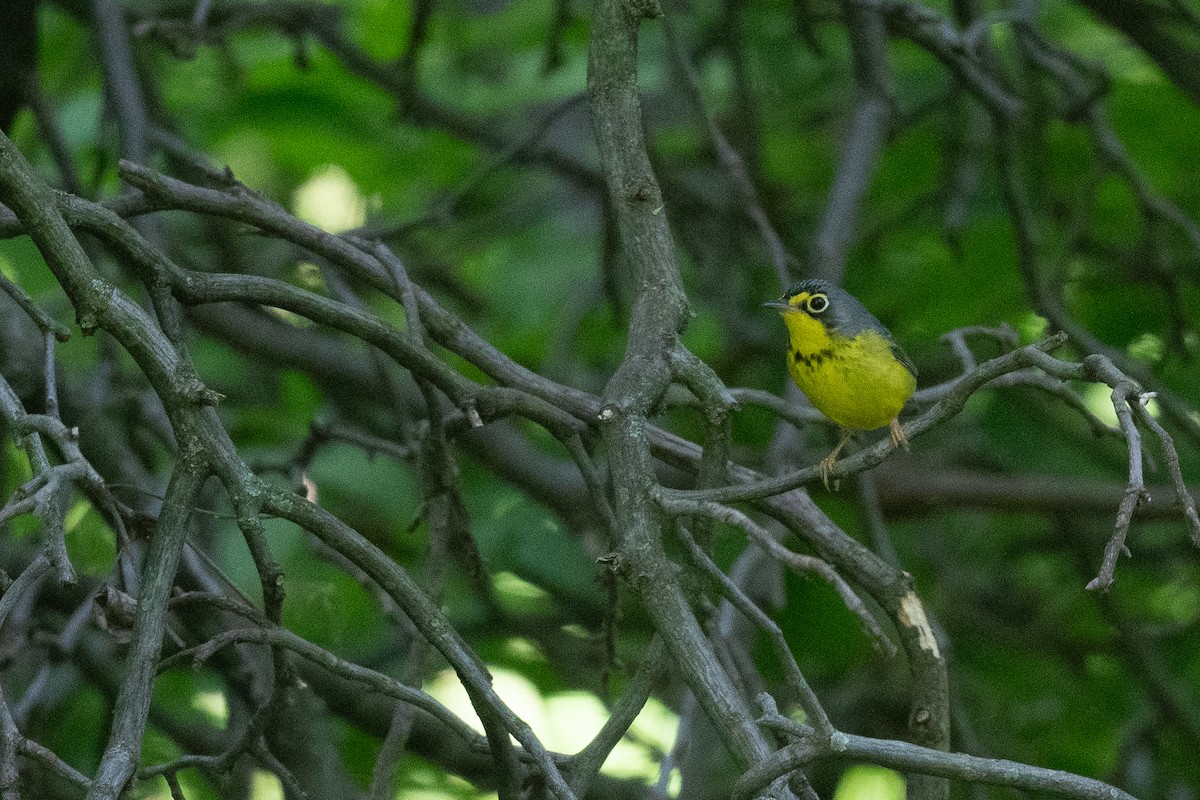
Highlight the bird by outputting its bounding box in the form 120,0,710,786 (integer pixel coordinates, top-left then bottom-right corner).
765,278,917,489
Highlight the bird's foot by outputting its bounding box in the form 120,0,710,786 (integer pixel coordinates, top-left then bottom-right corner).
819,452,840,491
889,418,909,451
819,430,852,491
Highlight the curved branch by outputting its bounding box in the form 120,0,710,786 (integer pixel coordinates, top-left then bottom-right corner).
158,626,484,750
661,334,1070,504
733,724,1137,800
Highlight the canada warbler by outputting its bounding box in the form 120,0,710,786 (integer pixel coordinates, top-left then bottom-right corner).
765,278,916,488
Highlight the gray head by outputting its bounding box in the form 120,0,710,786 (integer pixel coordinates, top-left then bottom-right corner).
765,278,890,340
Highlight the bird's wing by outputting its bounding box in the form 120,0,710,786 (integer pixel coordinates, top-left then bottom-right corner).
890,339,918,379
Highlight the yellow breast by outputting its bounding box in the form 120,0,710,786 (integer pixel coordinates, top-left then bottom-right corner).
782,312,915,431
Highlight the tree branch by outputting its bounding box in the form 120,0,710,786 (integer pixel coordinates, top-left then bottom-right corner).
734,705,1137,800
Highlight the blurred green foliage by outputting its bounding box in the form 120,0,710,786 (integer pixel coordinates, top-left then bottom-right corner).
3,0,1200,798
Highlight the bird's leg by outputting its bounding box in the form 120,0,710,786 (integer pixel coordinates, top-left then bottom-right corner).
889,418,909,451
819,429,853,491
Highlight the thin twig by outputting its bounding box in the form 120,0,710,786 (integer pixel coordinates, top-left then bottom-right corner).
1130,401,1200,547
0,273,70,340
662,11,793,287
156,626,485,757
262,488,577,799
568,637,669,796
675,526,835,737
661,496,896,655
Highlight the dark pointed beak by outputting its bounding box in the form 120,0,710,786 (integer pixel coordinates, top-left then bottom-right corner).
762,299,790,311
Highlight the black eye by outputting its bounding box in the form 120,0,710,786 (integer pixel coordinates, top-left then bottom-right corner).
806,294,829,314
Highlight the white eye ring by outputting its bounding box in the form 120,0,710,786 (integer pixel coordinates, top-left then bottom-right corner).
806,294,829,313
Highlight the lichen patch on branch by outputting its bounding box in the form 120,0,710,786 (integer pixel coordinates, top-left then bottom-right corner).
898,590,940,659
